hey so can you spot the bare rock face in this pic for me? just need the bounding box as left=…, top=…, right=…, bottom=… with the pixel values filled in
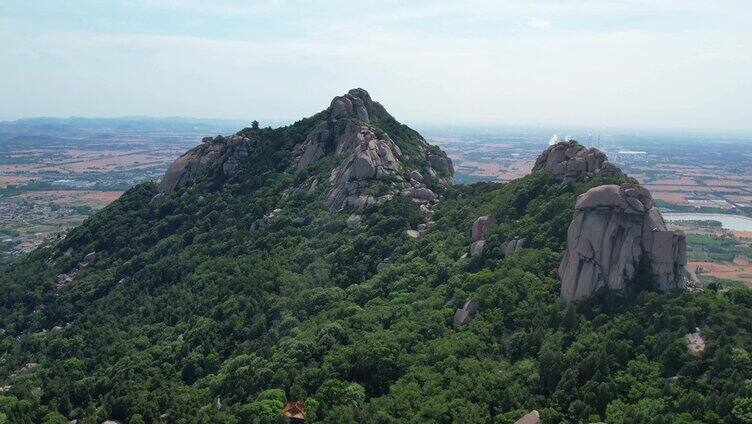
left=559, top=183, right=687, bottom=302
left=81, top=251, right=96, bottom=265
left=514, top=410, right=541, bottom=424
left=346, top=214, right=362, bottom=227
left=159, top=134, right=253, bottom=192
left=292, top=88, right=453, bottom=211
left=322, top=121, right=404, bottom=209
left=500, top=237, right=526, bottom=256
left=330, top=87, right=374, bottom=122
left=686, top=328, right=705, bottom=355
left=158, top=88, right=452, bottom=211
left=469, top=240, right=485, bottom=258
left=469, top=215, right=494, bottom=258
left=472, top=215, right=493, bottom=242
left=532, top=140, right=622, bottom=182
left=453, top=299, right=479, bottom=327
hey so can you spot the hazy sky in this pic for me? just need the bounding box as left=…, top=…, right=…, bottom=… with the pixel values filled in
left=2, top=0, right=751, bottom=130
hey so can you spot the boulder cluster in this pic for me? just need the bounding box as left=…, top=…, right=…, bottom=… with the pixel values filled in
left=559, top=183, right=688, bottom=302
left=156, top=88, right=453, bottom=213
left=532, top=140, right=622, bottom=182
left=527, top=141, right=689, bottom=302
left=500, top=237, right=526, bottom=256
left=158, top=133, right=253, bottom=192
left=468, top=215, right=525, bottom=258
left=292, top=88, right=452, bottom=211
left=55, top=251, right=96, bottom=288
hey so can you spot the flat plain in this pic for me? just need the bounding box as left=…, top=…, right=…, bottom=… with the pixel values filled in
left=0, top=117, right=241, bottom=259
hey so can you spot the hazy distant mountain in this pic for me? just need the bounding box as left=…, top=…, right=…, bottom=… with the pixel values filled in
left=0, top=116, right=247, bottom=135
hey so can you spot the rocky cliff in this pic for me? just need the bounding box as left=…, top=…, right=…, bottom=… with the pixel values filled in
left=158, top=88, right=453, bottom=211
left=559, top=183, right=688, bottom=302
left=532, top=140, right=622, bottom=182
left=530, top=141, right=688, bottom=302
left=158, top=134, right=253, bottom=192
left=292, top=88, right=453, bottom=210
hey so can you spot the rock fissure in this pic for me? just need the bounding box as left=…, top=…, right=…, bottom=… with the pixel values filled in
left=559, top=183, right=688, bottom=302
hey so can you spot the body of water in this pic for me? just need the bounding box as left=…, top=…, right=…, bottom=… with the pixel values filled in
left=663, top=212, right=752, bottom=231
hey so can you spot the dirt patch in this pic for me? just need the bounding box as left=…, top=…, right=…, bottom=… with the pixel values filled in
left=15, top=190, right=123, bottom=208
left=498, top=161, right=534, bottom=181
left=725, top=195, right=752, bottom=203
left=704, top=179, right=750, bottom=187
left=645, top=178, right=697, bottom=186
left=644, top=184, right=714, bottom=193
left=691, top=260, right=752, bottom=286
left=0, top=176, right=36, bottom=188
left=651, top=191, right=687, bottom=204
left=733, top=230, right=752, bottom=240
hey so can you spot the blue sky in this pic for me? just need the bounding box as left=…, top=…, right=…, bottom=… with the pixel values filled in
left=1, top=1, right=751, bottom=130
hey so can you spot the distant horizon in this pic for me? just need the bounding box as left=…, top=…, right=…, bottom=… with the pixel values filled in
left=2, top=1, right=751, bottom=131
left=3, top=114, right=752, bottom=138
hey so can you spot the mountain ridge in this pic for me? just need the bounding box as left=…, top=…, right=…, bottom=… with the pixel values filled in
left=0, top=90, right=750, bottom=424
left=157, top=88, right=452, bottom=211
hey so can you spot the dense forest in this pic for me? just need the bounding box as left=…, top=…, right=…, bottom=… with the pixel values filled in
left=1, top=98, right=752, bottom=424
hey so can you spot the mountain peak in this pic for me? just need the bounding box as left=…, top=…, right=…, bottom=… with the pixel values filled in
left=293, top=88, right=452, bottom=210
left=532, top=140, right=622, bottom=182
left=156, top=88, right=453, bottom=211
left=330, top=88, right=376, bottom=123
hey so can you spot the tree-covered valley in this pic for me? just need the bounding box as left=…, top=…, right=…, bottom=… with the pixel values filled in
left=1, top=90, right=752, bottom=424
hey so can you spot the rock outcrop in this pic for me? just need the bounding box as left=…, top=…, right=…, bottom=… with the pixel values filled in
left=453, top=299, right=479, bottom=327
left=559, top=183, right=688, bottom=302
left=346, top=214, right=362, bottom=227
left=157, top=89, right=452, bottom=211
left=469, top=215, right=493, bottom=258
left=533, top=140, right=622, bottom=182
left=292, top=88, right=453, bottom=210
left=686, top=328, right=705, bottom=355
left=468, top=215, right=525, bottom=258
left=19, top=362, right=38, bottom=373
left=55, top=251, right=97, bottom=288
left=472, top=215, right=493, bottom=242
left=158, top=133, right=253, bottom=192
left=514, top=410, right=541, bottom=424
left=82, top=251, right=96, bottom=265
left=500, top=237, right=526, bottom=256
left=469, top=240, right=485, bottom=258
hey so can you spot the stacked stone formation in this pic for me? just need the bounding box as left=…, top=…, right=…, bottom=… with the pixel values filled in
left=157, top=88, right=453, bottom=212
left=559, top=183, right=687, bottom=302
left=532, top=140, right=623, bottom=182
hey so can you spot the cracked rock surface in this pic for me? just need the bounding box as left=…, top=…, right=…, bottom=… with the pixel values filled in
left=158, top=134, right=253, bottom=192
left=292, top=88, right=453, bottom=211
left=559, top=183, right=688, bottom=302
left=532, top=140, right=622, bottom=182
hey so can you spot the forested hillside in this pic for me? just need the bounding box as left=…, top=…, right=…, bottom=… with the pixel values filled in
left=1, top=91, right=752, bottom=424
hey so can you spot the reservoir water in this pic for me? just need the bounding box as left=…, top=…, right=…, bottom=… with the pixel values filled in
left=662, top=212, right=752, bottom=231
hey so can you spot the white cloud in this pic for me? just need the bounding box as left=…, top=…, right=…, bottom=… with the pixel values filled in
left=1, top=0, right=751, bottom=130
left=525, top=19, right=551, bottom=29
left=123, top=0, right=285, bottom=15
